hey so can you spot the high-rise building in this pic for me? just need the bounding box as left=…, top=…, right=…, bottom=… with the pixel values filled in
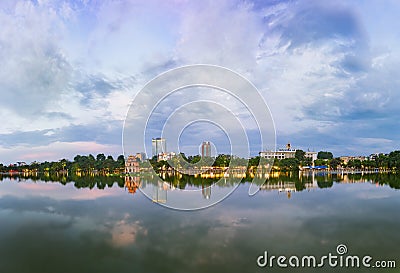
left=201, top=141, right=211, bottom=157
left=152, top=138, right=166, bottom=157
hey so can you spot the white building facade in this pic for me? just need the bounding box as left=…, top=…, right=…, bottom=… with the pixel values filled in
left=259, top=143, right=317, bottom=162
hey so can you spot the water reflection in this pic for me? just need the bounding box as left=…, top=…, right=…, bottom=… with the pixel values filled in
left=1, top=171, right=400, bottom=198
left=124, top=176, right=141, bottom=196
left=0, top=173, right=399, bottom=273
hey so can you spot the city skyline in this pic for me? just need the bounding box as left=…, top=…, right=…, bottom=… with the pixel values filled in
left=0, top=1, right=400, bottom=164
left=1, top=138, right=396, bottom=166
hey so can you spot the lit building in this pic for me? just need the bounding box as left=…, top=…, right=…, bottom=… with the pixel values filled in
left=259, top=142, right=317, bottom=162
left=340, top=156, right=367, bottom=164
left=157, top=152, right=176, bottom=162
left=125, top=155, right=140, bottom=173
left=201, top=141, right=211, bottom=157
left=124, top=176, right=141, bottom=195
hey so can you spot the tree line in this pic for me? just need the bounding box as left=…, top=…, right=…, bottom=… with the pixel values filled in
left=1, top=171, right=399, bottom=191
left=0, top=153, right=125, bottom=175
left=150, top=150, right=400, bottom=172
left=2, top=149, right=400, bottom=174
left=279, top=150, right=400, bottom=171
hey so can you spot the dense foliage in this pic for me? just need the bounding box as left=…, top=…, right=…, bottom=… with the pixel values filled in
left=317, top=151, right=333, bottom=159
left=2, top=150, right=400, bottom=174
left=0, top=153, right=125, bottom=174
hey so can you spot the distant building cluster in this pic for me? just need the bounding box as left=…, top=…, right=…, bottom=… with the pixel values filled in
left=152, top=137, right=176, bottom=162
left=157, top=152, right=176, bottom=161
left=152, top=137, right=166, bottom=156
left=125, top=139, right=389, bottom=174
left=339, top=156, right=368, bottom=164
left=339, top=153, right=386, bottom=164
left=259, top=143, right=317, bottom=162
left=125, top=138, right=215, bottom=173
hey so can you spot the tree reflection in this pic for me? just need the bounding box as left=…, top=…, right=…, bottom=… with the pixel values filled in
left=1, top=172, right=400, bottom=193
left=0, top=173, right=125, bottom=189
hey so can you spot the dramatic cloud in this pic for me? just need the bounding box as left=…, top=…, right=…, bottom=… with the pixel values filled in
left=0, top=0, right=400, bottom=164
left=0, top=141, right=121, bottom=164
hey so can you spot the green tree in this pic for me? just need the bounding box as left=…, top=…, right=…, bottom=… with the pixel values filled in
left=50, top=161, right=62, bottom=172
left=329, top=158, right=341, bottom=170
left=30, top=161, right=40, bottom=172
left=248, top=156, right=260, bottom=167
left=103, top=155, right=116, bottom=172
left=314, top=159, right=327, bottom=166
left=96, top=153, right=106, bottom=162
left=388, top=151, right=400, bottom=169
left=303, top=157, right=312, bottom=167
left=213, top=154, right=231, bottom=167
left=188, top=155, right=201, bottom=164
left=59, top=159, right=70, bottom=172
left=279, top=158, right=300, bottom=171
left=117, top=155, right=125, bottom=167
left=348, top=159, right=362, bottom=169
left=88, top=154, right=95, bottom=170
left=295, top=150, right=306, bottom=161
left=179, top=152, right=187, bottom=161
left=317, top=151, right=333, bottom=159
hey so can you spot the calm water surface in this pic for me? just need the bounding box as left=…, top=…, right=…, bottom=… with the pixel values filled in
left=0, top=173, right=399, bottom=273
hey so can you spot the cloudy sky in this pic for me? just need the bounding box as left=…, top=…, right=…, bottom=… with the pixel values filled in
left=1, top=0, right=400, bottom=164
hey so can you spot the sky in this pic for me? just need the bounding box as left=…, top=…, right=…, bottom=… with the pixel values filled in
left=0, top=0, right=400, bottom=164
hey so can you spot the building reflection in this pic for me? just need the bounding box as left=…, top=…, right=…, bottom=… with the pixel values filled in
left=201, top=184, right=211, bottom=199
left=124, top=176, right=141, bottom=196
left=121, top=170, right=395, bottom=201
left=260, top=172, right=318, bottom=199
left=152, top=181, right=168, bottom=203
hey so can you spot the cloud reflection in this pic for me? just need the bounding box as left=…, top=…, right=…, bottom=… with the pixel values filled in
left=0, top=179, right=123, bottom=201
left=108, top=214, right=148, bottom=247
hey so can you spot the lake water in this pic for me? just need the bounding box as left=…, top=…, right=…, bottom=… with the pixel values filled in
left=0, top=173, right=399, bottom=273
